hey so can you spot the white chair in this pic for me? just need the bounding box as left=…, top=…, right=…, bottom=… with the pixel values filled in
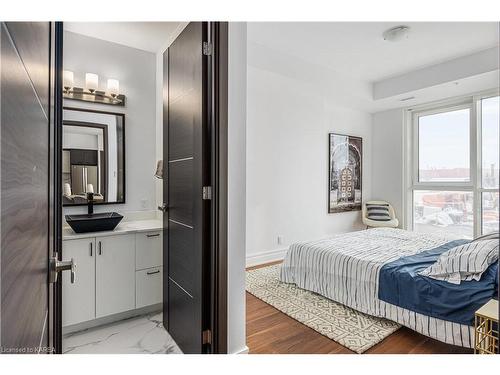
left=362, top=200, right=399, bottom=228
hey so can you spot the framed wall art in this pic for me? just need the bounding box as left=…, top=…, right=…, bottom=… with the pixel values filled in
left=328, top=133, right=362, bottom=213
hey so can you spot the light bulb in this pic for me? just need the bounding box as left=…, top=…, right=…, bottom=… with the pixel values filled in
left=107, top=79, right=119, bottom=97
left=85, top=73, right=99, bottom=93
left=63, top=70, right=74, bottom=91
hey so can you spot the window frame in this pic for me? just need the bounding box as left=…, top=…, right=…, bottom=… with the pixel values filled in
left=405, top=89, right=500, bottom=238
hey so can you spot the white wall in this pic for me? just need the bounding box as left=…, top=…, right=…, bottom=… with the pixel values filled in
left=371, top=109, right=405, bottom=226
left=227, top=22, right=248, bottom=355
left=246, top=56, right=372, bottom=266
left=63, top=31, right=156, bottom=216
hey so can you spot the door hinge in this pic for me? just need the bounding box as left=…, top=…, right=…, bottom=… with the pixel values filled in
left=203, top=42, right=213, bottom=56
left=202, top=329, right=212, bottom=345
left=202, top=186, right=212, bottom=200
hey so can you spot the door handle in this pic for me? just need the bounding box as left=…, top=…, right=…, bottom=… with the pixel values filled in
left=98, top=241, right=102, bottom=255
left=90, top=242, right=93, bottom=256
left=50, top=256, right=76, bottom=284
left=157, top=203, right=168, bottom=212
left=146, top=233, right=160, bottom=238
left=146, top=270, right=160, bottom=275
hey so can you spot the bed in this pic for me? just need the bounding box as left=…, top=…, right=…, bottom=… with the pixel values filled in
left=279, top=227, right=498, bottom=348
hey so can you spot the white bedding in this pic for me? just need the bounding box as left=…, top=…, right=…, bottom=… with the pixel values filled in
left=279, top=227, right=475, bottom=348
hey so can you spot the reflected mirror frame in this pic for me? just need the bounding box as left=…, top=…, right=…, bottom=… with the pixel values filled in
left=62, top=106, right=125, bottom=206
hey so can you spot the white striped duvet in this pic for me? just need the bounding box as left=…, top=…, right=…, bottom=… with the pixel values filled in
left=279, top=227, right=475, bottom=348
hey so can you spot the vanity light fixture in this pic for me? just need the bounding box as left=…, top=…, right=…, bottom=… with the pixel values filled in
left=63, top=72, right=125, bottom=106
left=107, top=79, right=120, bottom=98
left=85, top=73, right=99, bottom=93
left=63, top=70, right=74, bottom=92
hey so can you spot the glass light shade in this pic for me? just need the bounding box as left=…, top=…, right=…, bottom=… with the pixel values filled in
left=85, top=73, right=99, bottom=92
left=107, top=79, right=119, bottom=96
left=63, top=70, right=74, bottom=88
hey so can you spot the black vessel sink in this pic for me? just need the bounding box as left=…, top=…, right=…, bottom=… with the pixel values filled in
left=65, top=212, right=124, bottom=233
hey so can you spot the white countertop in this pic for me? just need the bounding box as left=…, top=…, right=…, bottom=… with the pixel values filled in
left=63, top=219, right=163, bottom=240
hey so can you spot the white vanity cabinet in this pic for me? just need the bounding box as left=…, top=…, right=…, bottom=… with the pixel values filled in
left=62, top=237, right=96, bottom=327
left=62, top=222, right=163, bottom=329
left=135, top=230, right=163, bottom=309
left=136, top=231, right=163, bottom=269
left=136, top=267, right=163, bottom=308
left=95, top=234, right=136, bottom=318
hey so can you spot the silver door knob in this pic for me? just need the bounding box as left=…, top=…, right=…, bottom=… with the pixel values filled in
left=50, top=256, right=76, bottom=284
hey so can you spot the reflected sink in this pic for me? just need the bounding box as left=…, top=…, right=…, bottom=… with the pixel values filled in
left=65, top=212, right=124, bottom=233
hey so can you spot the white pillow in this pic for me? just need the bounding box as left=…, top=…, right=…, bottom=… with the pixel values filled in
left=419, top=239, right=499, bottom=284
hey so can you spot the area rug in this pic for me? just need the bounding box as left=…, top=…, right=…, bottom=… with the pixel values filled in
left=246, top=264, right=401, bottom=353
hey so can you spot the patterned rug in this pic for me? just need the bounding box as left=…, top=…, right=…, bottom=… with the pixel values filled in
left=246, top=264, right=401, bottom=353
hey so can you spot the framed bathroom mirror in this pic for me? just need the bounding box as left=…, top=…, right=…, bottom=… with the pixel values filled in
left=62, top=107, right=125, bottom=206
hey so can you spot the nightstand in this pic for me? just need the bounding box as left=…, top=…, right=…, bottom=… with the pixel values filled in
left=474, top=299, right=499, bottom=354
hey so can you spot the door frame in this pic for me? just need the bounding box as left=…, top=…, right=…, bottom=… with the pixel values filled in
left=51, top=21, right=64, bottom=354
left=51, top=21, right=228, bottom=354
left=208, top=21, right=228, bottom=355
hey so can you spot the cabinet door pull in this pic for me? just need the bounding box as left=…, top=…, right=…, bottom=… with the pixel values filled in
left=146, top=270, right=160, bottom=275
left=146, top=233, right=160, bottom=238
left=98, top=241, right=102, bottom=255
left=90, top=242, right=93, bottom=256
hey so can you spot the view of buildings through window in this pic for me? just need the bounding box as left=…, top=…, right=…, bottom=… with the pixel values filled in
left=412, top=95, right=499, bottom=238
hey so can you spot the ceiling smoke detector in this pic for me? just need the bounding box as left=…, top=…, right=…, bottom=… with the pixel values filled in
left=383, top=25, right=410, bottom=42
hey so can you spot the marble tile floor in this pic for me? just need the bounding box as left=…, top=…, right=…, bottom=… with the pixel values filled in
left=63, top=312, right=182, bottom=354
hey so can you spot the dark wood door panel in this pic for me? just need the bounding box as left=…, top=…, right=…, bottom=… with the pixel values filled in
left=168, top=23, right=202, bottom=104
left=1, top=25, right=49, bottom=351
left=165, top=22, right=208, bottom=354
left=4, top=22, right=50, bottom=116
left=168, top=279, right=201, bottom=354
left=168, top=92, right=201, bottom=160
left=168, top=159, right=194, bottom=226
left=168, top=221, right=195, bottom=296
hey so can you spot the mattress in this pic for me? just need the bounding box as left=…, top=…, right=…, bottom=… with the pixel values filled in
left=279, top=227, right=496, bottom=348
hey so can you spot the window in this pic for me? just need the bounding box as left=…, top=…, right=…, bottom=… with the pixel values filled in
left=480, top=95, right=499, bottom=235
left=413, top=190, right=473, bottom=238
left=418, top=108, right=470, bottom=183
left=408, top=93, right=499, bottom=239
left=481, top=96, right=499, bottom=189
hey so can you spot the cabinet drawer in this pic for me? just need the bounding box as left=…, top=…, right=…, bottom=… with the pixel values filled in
left=136, top=267, right=163, bottom=309
left=136, top=231, right=163, bottom=270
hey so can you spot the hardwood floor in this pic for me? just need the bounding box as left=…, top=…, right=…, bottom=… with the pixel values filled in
left=246, top=262, right=473, bottom=354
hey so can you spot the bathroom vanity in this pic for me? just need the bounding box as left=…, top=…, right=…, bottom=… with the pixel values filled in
left=62, top=219, right=163, bottom=332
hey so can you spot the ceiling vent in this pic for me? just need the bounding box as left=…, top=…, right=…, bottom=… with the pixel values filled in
left=400, top=96, right=416, bottom=102
left=383, top=25, right=410, bottom=42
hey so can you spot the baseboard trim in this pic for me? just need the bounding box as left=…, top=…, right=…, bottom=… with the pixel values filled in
left=63, top=303, right=162, bottom=335
left=246, top=247, right=288, bottom=267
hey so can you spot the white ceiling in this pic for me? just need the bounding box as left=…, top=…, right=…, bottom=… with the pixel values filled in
left=64, top=22, right=498, bottom=112
left=247, top=22, right=499, bottom=83
left=64, top=22, right=185, bottom=53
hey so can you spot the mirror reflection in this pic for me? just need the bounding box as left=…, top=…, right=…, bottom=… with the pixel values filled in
left=62, top=108, right=125, bottom=205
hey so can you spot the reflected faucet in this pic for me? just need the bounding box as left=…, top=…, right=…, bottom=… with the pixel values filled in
left=87, top=192, right=94, bottom=215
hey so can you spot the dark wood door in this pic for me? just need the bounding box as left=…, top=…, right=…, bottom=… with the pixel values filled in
left=1, top=22, right=60, bottom=353
left=163, top=22, right=210, bottom=354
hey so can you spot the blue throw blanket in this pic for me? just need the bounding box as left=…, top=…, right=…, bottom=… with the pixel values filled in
left=378, top=240, right=498, bottom=326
